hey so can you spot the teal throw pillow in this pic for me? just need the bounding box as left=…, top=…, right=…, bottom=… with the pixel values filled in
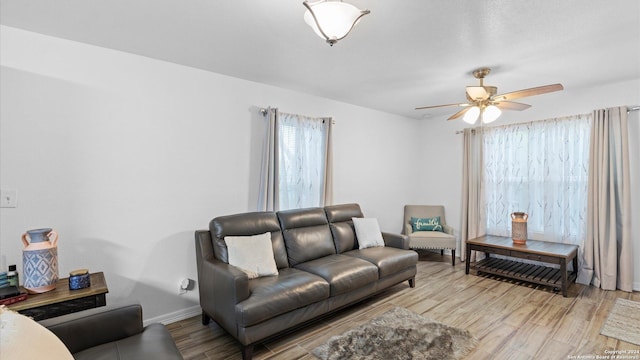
left=411, top=216, right=443, bottom=232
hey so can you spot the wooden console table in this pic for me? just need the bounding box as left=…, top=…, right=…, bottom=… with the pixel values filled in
left=465, top=235, right=578, bottom=297
left=8, top=272, right=108, bottom=320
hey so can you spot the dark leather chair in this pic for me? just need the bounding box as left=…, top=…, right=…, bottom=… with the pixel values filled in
left=40, top=303, right=183, bottom=360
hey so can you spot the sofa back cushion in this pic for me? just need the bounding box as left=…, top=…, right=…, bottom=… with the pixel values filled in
left=325, top=203, right=364, bottom=253
left=277, top=207, right=335, bottom=267
left=210, top=212, right=289, bottom=269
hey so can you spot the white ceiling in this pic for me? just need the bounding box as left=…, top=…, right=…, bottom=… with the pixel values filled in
left=1, top=0, right=639, bottom=119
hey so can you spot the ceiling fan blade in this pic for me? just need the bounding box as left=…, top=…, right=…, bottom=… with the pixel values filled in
left=448, top=107, right=471, bottom=121
left=466, top=86, right=489, bottom=101
left=495, top=101, right=531, bottom=111
left=492, top=83, right=564, bottom=101
left=415, top=103, right=469, bottom=110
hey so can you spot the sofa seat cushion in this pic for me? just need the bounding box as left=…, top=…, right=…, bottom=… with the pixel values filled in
left=73, top=323, right=182, bottom=360
left=294, top=254, right=378, bottom=297
left=408, top=231, right=456, bottom=250
left=344, top=247, right=419, bottom=278
left=236, top=268, right=329, bottom=327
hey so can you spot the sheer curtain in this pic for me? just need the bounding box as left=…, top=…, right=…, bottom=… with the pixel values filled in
left=278, top=112, right=332, bottom=210
left=258, top=108, right=333, bottom=211
left=578, top=106, right=632, bottom=291
left=482, top=115, right=591, bottom=258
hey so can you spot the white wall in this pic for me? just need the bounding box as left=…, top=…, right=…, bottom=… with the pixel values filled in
left=418, top=78, right=640, bottom=290
left=0, top=26, right=421, bottom=322
left=1, top=26, right=638, bottom=327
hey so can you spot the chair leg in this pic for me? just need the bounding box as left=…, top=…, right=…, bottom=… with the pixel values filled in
left=441, top=249, right=444, bottom=256
left=408, top=277, right=415, bottom=288
left=202, top=311, right=210, bottom=325
left=451, top=250, right=456, bottom=266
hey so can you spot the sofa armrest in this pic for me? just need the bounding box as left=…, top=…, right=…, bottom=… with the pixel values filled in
left=39, top=303, right=144, bottom=354
left=207, top=257, right=251, bottom=305
left=382, top=232, right=409, bottom=250
left=443, top=224, right=454, bottom=235
left=199, top=256, right=250, bottom=334
left=195, top=230, right=250, bottom=327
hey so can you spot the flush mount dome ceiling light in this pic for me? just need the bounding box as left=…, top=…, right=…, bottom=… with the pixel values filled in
left=303, top=0, right=370, bottom=46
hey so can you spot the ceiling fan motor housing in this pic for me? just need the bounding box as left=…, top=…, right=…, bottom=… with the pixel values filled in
left=473, top=68, right=491, bottom=80
left=466, top=85, right=497, bottom=102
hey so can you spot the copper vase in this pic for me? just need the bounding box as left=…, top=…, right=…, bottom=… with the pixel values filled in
left=511, top=212, right=528, bottom=245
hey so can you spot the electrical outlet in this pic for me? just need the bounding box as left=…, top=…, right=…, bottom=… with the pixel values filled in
left=0, top=189, right=17, bottom=208
left=178, top=278, right=191, bottom=295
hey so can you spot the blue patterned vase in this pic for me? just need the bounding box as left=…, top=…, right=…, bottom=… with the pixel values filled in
left=22, top=228, right=59, bottom=294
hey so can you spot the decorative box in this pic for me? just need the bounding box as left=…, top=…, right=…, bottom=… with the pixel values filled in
left=68, top=269, right=91, bottom=290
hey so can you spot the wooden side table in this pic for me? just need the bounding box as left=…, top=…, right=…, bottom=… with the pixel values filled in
left=7, top=272, right=109, bottom=320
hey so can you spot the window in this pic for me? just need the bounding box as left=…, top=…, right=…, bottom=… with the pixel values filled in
left=277, top=113, right=330, bottom=210
left=258, top=108, right=333, bottom=212
left=482, top=115, right=591, bottom=245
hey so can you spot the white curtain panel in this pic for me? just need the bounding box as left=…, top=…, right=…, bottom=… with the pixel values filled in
left=460, top=128, right=486, bottom=262
left=322, top=118, right=334, bottom=207
left=257, top=107, right=279, bottom=211
left=482, top=114, right=591, bottom=251
left=578, top=106, right=633, bottom=292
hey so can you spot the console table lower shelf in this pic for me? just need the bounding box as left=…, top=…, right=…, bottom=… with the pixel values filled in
left=472, top=257, right=577, bottom=292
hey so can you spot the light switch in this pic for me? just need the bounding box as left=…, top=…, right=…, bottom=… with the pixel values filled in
left=0, top=189, right=18, bottom=208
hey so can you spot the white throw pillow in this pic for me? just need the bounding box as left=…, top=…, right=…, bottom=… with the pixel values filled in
left=224, top=232, right=279, bottom=279
left=353, top=217, right=385, bottom=249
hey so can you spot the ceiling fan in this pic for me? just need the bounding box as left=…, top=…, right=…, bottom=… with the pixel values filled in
left=415, top=68, right=564, bottom=124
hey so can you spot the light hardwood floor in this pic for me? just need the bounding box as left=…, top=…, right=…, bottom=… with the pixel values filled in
left=167, top=252, right=640, bottom=359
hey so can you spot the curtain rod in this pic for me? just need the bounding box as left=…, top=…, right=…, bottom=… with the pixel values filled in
left=263, top=106, right=639, bottom=119
left=259, top=107, right=335, bottom=124
left=454, top=105, right=640, bottom=134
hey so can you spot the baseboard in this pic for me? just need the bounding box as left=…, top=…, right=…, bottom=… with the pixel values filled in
left=143, top=305, right=201, bottom=327
left=142, top=279, right=640, bottom=327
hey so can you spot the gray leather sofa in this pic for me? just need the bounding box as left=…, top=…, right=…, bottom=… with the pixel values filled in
left=40, top=303, right=183, bottom=360
left=195, top=203, right=418, bottom=359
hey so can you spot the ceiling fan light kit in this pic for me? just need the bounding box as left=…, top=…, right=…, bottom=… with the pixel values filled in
left=482, top=105, right=502, bottom=123
left=416, top=67, right=564, bottom=124
left=303, top=0, right=370, bottom=46
left=462, top=104, right=502, bottom=124
left=463, top=106, right=481, bottom=124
